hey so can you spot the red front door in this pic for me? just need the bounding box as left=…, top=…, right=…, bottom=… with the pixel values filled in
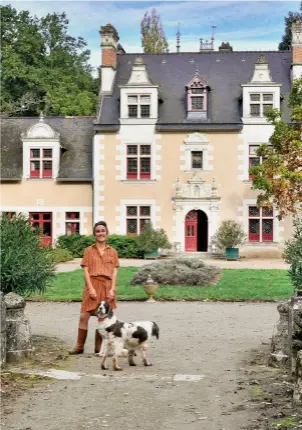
left=185, top=210, right=198, bottom=252
left=29, top=212, right=52, bottom=247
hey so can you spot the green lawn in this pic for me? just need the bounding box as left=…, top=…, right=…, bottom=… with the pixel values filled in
left=28, top=267, right=293, bottom=302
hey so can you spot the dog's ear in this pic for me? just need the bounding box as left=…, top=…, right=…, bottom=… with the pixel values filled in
left=107, top=304, right=114, bottom=318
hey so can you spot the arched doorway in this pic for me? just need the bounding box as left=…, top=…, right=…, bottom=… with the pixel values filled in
left=185, top=210, right=208, bottom=252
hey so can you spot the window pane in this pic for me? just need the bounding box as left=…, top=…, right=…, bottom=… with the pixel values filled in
left=66, top=222, right=73, bottom=236
left=249, top=145, right=259, bottom=155
left=191, top=96, right=203, bottom=110
left=127, top=158, right=137, bottom=173
left=140, top=206, right=151, bottom=216
left=128, top=96, right=138, bottom=103
left=31, top=149, right=40, bottom=158
left=43, top=213, right=51, bottom=220
left=263, top=94, right=273, bottom=102
left=127, top=145, right=138, bottom=155
left=250, top=104, right=260, bottom=116
left=263, top=104, right=273, bottom=114
left=127, top=219, right=137, bottom=234
left=66, top=222, right=80, bottom=235
left=191, top=88, right=203, bottom=94
left=262, top=219, right=273, bottom=241
left=140, top=219, right=150, bottom=232
left=66, top=212, right=80, bottom=220
left=249, top=219, right=260, bottom=241
left=31, top=160, right=40, bottom=171
left=140, top=95, right=150, bottom=103
left=262, top=207, right=273, bottom=217
left=249, top=206, right=260, bottom=217
left=249, top=157, right=260, bottom=168
left=192, top=151, right=203, bottom=169
left=127, top=206, right=137, bottom=216
left=31, top=213, right=40, bottom=220
left=128, top=105, right=138, bottom=117
left=140, top=145, right=151, bottom=155
left=140, top=105, right=150, bottom=118
left=43, top=222, right=51, bottom=236
left=140, top=158, right=151, bottom=173
left=250, top=94, right=260, bottom=101
left=43, top=149, right=52, bottom=158
left=43, top=160, right=52, bottom=171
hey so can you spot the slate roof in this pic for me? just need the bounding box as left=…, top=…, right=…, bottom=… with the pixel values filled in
left=0, top=117, right=94, bottom=181
left=96, top=51, right=292, bottom=130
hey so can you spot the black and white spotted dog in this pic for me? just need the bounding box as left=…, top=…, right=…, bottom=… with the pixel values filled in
left=95, top=301, right=159, bottom=371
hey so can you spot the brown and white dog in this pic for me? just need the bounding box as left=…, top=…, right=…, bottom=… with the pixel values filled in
left=95, top=301, right=159, bottom=371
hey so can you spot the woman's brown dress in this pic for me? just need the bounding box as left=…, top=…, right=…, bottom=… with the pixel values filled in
left=80, top=244, right=119, bottom=313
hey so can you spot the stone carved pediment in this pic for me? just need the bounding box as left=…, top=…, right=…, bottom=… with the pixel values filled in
left=21, top=114, right=59, bottom=139
left=184, top=132, right=208, bottom=145
left=174, top=174, right=218, bottom=199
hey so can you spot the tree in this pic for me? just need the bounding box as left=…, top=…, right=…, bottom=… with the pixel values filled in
left=0, top=214, right=56, bottom=296
left=141, top=8, right=169, bottom=53
left=250, top=77, right=302, bottom=220
left=279, top=2, right=302, bottom=50
left=1, top=5, right=98, bottom=116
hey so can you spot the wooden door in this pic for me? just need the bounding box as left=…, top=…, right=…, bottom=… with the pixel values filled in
left=29, top=212, right=52, bottom=247
left=185, top=210, right=198, bottom=252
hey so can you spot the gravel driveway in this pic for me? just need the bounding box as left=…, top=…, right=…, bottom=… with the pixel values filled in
left=2, top=301, right=280, bottom=430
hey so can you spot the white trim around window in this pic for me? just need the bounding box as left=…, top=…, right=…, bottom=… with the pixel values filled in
left=118, top=199, right=157, bottom=235
left=242, top=199, right=280, bottom=243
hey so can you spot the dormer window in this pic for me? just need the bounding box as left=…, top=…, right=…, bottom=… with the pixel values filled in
left=249, top=93, right=274, bottom=117
left=186, top=76, right=208, bottom=120
left=127, top=95, right=151, bottom=118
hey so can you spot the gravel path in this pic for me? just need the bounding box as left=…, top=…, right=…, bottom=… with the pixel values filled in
left=56, top=258, right=289, bottom=273
left=2, top=302, right=280, bottom=430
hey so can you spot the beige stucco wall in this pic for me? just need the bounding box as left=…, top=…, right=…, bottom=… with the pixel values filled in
left=98, top=130, right=291, bottom=256
left=0, top=181, right=93, bottom=240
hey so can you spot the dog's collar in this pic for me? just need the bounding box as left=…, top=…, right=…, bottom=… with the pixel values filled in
left=98, top=316, right=107, bottom=322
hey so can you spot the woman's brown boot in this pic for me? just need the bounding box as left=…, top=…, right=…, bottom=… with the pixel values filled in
left=69, top=329, right=88, bottom=355
left=94, top=329, right=103, bottom=354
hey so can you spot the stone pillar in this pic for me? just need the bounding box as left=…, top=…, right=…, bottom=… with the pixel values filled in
left=269, top=302, right=290, bottom=367
left=0, top=292, right=6, bottom=368
left=4, top=293, right=33, bottom=363
left=294, top=350, right=302, bottom=406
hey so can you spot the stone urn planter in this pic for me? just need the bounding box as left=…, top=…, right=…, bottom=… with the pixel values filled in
left=142, top=275, right=158, bottom=303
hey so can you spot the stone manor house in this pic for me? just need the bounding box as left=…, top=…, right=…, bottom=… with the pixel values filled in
left=1, top=22, right=302, bottom=256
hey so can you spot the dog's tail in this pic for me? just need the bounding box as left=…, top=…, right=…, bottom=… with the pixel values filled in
left=152, top=322, right=159, bottom=340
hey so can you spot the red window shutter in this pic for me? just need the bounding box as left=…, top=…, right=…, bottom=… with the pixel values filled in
left=249, top=219, right=260, bottom=242
left=140, top=157, right=151, bottom=180
left=262, top=219, right=273, bottom=242
left=127, top=158, right=138, bottom=180
left=42, top=160, right=52, bottom=178
left=30, top=160, right=40, bottom=178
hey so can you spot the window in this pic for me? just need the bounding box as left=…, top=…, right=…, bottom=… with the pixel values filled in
left=188, top=86, right=206, bottom=112
left=248, top=206, right=274, bottom=242
left=126, top=144, right=151, bottom=180
left=249, top=93, right=273, bottom=117
left=248, top=145, right=271, bottom=179
left=191, top=151, right=203, bottom=169
left=30, top=148, right=53, bottom=179
left=126, top=205, right=151, bottom=235
left=65, top=212, right=80, bottom=235
left=127, top=95, right=151, bottom=118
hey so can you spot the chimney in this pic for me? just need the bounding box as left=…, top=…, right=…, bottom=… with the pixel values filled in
left=100, top=24, right=120, bottom=69
left=292, top=20, right=302, bottom=80
left=218, top=42, right=233, bottom=52
left=99, top=24, right=121, bottom=93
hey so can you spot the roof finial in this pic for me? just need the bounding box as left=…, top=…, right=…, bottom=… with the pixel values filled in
left=176, top=23, right=181, bottom=53
left=195, top=64, right=199, bottom=76
left=39, top=111, right=44, bottom=122
left=257, top=54, right=268, bottom=64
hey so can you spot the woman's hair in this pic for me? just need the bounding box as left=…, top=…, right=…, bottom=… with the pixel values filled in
left=93, top=221, right=109, bottom=235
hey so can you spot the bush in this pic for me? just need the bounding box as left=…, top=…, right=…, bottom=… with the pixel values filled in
left=51, top=248, right=74, bottom=263
left=131, top=258, right=220, bottom=286
left=136, top=224, right=172, bottom=253
left=56, top=234, right=143, bottom=259
left=0, top=214, right=56, bottom=296
left=211, top=220, right=247, bottom=250
left=283, top=216, right=302, bottom=294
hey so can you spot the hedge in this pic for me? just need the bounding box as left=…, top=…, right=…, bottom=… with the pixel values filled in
left=56, top=234, right=143, bottom=259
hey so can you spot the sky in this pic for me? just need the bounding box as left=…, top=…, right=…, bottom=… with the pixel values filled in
left=4, top=1, right=301, bottom=75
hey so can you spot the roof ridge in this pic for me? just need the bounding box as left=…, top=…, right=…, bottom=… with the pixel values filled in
left=119, top=50, right=290, bottom=55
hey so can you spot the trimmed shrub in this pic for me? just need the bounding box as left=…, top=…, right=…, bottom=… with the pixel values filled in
left=56, top=234, right=143, bottom=259
left=283, top=216, right=302, bottom=294
left=0, top=214, right=56, bottom=296
left=211, top=220, right=247, bottom=250
left=131, top=258, right=220, bottom=286
left=136, top=224, right=171, bottom=253
left=51, top=248, right=74, bottom=263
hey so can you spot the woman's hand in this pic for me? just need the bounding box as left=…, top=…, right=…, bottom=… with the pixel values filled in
left=107, top=288, right=115, bottom=301
left=88, top=288, right=97, bottom=300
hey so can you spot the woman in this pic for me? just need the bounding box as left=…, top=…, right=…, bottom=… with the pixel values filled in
left=69, top=221, right=119, bottom=355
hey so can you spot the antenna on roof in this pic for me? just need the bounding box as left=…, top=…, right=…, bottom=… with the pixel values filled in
left=176, top=23, right=181, bottom=53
